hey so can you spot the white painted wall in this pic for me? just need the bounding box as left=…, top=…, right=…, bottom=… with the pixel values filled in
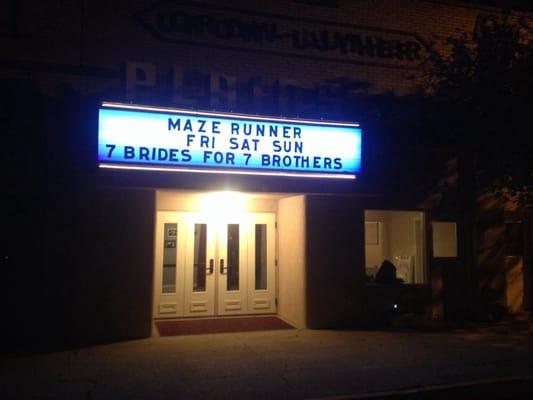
left=156, top=190, right=279, bottom=212
left=278, top=195, right=307, bottom=328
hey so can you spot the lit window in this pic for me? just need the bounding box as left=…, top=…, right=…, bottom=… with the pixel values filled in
left=364, top=210, right=427, bottom=284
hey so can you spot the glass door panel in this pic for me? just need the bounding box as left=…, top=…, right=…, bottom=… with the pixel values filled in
left=217, top=222, right=248, bottom=315
left=255, top=224, right=267, bottom=290
left=154, top=213, right=186, bottom=318
left=162, top=223, right=177, bottom=293
left=193, top=224, right=207, bottom=292
left=226, top=224, right=240, bottom=291
left=247, top=214, right=276, bottom=314
left=184, top=215, right=215, bottom=316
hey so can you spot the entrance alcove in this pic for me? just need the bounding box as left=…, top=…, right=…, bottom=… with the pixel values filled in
left=153, top=190, right=307, bottom=330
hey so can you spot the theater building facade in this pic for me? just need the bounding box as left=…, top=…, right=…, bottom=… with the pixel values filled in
left=2, top=0, right=532, bottom=345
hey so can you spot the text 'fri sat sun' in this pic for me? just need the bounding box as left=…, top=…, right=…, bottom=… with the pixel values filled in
left=98, top=103, right=362, bottom=179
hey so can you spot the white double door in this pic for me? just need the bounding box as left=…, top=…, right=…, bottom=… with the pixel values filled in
left=154, top=211, right=276, bottom=318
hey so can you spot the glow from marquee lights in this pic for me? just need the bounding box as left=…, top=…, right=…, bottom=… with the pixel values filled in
left=98, top=102, right=362, bottom=179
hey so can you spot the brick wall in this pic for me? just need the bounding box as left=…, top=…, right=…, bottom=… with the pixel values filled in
left=2, top=1, right=531, bottom=103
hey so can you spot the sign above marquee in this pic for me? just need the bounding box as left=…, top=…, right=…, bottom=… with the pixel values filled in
left=135, top=2, right=429, bottom=70
left=98, top=102, right=362, bottom=179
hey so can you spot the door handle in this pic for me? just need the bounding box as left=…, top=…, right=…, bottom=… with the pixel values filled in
left=220, top=259, right=227, bottom=274
left=207, top=259, right=214, bottom=275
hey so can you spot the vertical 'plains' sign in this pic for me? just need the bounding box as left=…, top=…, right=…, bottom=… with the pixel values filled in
left=98, top=102, right=362, bottom=179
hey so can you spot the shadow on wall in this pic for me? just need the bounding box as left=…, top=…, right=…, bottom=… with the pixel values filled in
left=506, top=255, right=524, bottom=314
left=476, top=190, right=507, bottom=321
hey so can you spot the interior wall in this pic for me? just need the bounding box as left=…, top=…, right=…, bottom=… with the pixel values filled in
left=388, top=212, right=418, bottom=261
left=414, top=217, right=427, bottom=283
left=277, top=195, right=307, bottom=328
left=364, top=210, right=390, bottom=271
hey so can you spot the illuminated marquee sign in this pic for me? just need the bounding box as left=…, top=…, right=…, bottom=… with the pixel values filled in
left=98, top=102, right=362, bottom=179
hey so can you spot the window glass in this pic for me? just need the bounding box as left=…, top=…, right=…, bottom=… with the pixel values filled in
left=364, top=210, right=427, bottom=284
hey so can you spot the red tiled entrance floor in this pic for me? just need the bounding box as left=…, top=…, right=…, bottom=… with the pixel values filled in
left=155, top=316, right=294, bottom=336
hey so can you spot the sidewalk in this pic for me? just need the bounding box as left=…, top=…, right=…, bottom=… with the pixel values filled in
left=2, top=327, right=533, bottom=399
